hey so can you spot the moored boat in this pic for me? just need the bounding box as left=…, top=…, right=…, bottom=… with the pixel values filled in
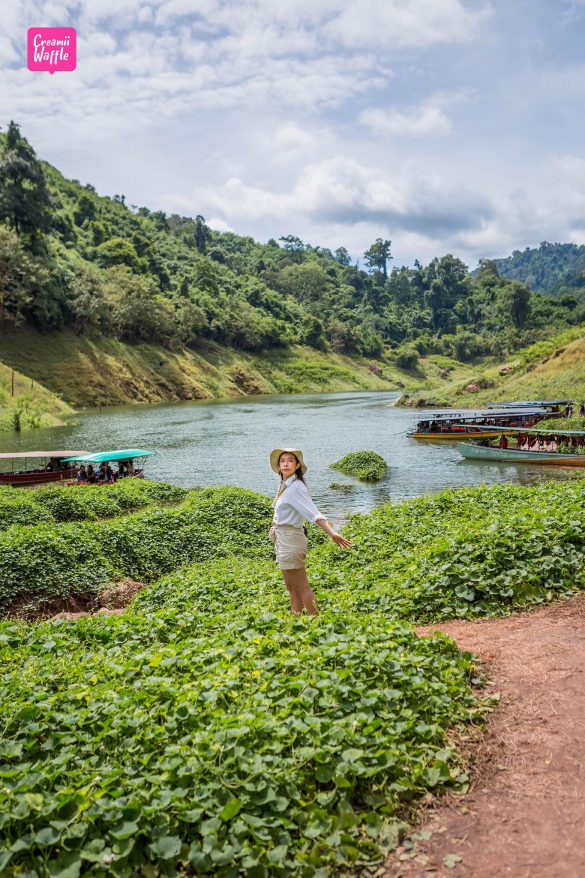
left=0, top=451, right=89, bottom=487
left=457, top=426, right=585, bottom=467
left=62, top=449, right=154, bottom=482
left=409, top=406, right=555, bottom=441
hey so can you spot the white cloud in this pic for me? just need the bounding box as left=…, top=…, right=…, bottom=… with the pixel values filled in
left=360, top=104, right=452, bottom=137
left=325, top=0, right=490, bottom=48
left=207, top=216, right=234, bottom=233
left=197, top=156, right=493, bottom=239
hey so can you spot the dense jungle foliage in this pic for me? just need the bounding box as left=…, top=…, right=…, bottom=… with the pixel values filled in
left=1, top=477, right=583, bottom=875
left=494, top=242, right=585, bottom=297
left=1, top=121, right=584, bottom=366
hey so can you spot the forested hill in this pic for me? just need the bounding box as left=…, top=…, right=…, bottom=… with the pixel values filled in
left=493, top=242, right=585, bottom=297
left=1, top=120, right=584, bottom=369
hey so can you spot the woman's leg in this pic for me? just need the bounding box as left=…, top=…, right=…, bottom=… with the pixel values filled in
left=282, top=568, right=319, bottom=616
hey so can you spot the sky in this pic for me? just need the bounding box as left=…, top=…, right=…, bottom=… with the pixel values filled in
left=2, top=0, right=585, bottom=268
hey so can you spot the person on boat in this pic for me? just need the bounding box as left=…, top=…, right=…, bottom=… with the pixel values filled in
left=499, top=434, right=508, bottom=449
left=77, top=464, right=88, bottom=482
left=118, top=462, right=129, bottom=478
left=98, top=462, right=114, bottom=483
left=269, top=448, right=351, bottom=616
left=87, top=465, right=97, bottom=484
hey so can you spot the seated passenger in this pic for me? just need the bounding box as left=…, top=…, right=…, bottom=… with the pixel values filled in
left=77, top=464, right=88, bottom=482
left=87, top=465, right=97, bottom=484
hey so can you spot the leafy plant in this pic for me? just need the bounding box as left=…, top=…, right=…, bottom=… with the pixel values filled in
left=330, top=451, right=388, bottom=482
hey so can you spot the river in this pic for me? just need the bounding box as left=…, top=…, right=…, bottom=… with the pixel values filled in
left=2, top=391, right=582, bottom=521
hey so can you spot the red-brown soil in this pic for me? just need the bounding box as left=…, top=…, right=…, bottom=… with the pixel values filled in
left=384, top=594, right=585, bottom=878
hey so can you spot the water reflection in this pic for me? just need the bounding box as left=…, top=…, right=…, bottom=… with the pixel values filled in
left=2, top=391, right=583, bottom=521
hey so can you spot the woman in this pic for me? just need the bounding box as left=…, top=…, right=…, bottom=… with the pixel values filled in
left=269, top=448, right=351, bottom=616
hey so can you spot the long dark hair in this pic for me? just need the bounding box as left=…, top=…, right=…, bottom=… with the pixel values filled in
left=279, top=453, right=305, bottom=483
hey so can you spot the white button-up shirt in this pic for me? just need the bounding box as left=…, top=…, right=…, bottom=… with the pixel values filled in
left=272, top=475, right=325, bottom=527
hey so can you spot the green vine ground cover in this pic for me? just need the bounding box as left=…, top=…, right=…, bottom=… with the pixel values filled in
left=330, top=452, right=388, bottom=482
left=0, top=478, right=584, bottom=876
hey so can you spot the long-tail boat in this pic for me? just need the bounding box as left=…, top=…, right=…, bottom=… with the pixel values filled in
left=457, top=426, right=585, bottom=467
left=0, top=451, right=89, bottom=486
left=62, top=449, right=154, bottom=482
left=408, top=406, right=557, bottom=441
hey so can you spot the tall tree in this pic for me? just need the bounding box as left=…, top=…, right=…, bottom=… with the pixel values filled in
left=363, top=238, right=392, bottom=280
left=0, top=121, right=52, bottom=244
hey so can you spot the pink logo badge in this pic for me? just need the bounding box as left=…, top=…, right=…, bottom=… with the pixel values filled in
left=27, top=28, right=76, bottom=74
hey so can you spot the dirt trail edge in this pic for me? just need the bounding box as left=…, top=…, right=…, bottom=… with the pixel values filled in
left=384, top=594, right=585, bottom=878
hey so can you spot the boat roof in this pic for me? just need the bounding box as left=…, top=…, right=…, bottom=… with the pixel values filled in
left=485, top=400, right=572, bottom=407
left=0, top=450, right=88, bottom=460
left=419, top=407, right=548, bottom=422
left=456, top=425, right=585, bottom=436
left=62, top=449, right=154, bottom=464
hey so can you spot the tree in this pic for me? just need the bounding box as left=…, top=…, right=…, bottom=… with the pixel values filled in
left=96, top=237, right=143, bottom=271
left=70, top=262, right=111, bottom=334
left=73, top=193, right=97, bottom=226
left=194, top=215, right=211, bottom=253
left=499, top=280, right=531, bottom=327
left=363, top=238, right=392, bottom=280
left=0, top=121, right=52, bottom=244
left=334, top=247, right=351, bottom=266
left=0, top=226, right=33, bottom=326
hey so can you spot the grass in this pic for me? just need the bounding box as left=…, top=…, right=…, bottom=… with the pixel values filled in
left=0, top=359, right=73, bottom=433
left=402, top=327, right=585, bottom=409
left=0, top=330, right=397, bottom=410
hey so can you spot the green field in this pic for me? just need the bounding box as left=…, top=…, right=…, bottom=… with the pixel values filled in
left=0, top=477, right=583, bottom=876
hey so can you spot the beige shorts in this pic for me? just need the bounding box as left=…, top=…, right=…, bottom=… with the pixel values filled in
left=269, top=524, right=307, bottom=570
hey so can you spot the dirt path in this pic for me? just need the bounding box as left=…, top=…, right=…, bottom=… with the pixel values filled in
left=384, top=594, right=585, bottom=878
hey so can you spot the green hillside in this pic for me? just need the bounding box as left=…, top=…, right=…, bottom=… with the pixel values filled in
left=402, top=326, right=585, bottom=408
left=0, top=329, right=397, bottom=410
left=493, top=242, right=585, bottom=297
left=1, top=119, right=584, bottom=412
left=0, top=358, right=73, bottom=431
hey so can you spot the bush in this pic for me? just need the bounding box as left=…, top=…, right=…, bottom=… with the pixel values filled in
left=0, top=490, right=54, bottom=530
left=309, top=480, right=585, bottom=621
left=330, top=451, right=388, bottom=482
left=394, top=346, right=419, bottom=369
left=29, top=480, right=188, bottom=522
left=0, top=487, right=271, bottom=613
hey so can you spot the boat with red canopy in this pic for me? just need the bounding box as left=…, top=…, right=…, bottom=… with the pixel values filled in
left=0, top=451, right=89, bottom=487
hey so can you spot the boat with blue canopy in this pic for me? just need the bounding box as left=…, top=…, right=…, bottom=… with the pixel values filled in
left=62, top=449, right=154, bottom=482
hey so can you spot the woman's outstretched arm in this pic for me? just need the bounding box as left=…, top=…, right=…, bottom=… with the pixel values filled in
left=315, top=517, right=351, bottom=548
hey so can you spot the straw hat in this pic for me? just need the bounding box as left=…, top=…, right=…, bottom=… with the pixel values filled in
left=270, top=448, right=307, bottom=475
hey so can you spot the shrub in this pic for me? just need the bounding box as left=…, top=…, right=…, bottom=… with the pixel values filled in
left=394, top=346, right=419, bottom=369
left=0, top=492, right=54, bottom=530
left=0, top=487, right=272, bottom=613
left=330, top=451, right=388, bottom=482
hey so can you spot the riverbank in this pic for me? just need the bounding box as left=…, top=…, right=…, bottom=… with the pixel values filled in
left=399, top=327, right=585, bottom=409
left=0, top=328, right=408, bottom=412
left=0, top=358, right=74, bottom=432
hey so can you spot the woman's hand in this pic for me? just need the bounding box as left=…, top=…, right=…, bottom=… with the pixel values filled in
left=330, top=531, right=351, bottom=548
